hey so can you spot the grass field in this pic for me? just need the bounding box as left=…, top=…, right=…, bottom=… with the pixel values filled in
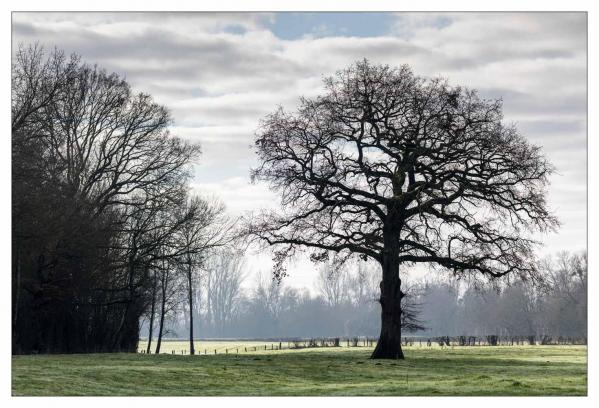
left=12, top=344, right=587, bottom=396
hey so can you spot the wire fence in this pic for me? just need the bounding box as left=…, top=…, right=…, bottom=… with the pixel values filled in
left=137, top=334, right=586, bottom=355
left=138, top=337, right=375, bottom=355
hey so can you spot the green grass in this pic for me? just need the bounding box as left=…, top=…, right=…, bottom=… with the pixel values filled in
left=12, top=345, right=587, bottom=396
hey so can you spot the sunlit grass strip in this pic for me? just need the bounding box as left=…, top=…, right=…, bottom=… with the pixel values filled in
left=12, top=345, right=587, bottom=396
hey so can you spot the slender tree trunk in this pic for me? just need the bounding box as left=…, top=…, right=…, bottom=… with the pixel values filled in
left=206, top=273, right=213, bottom=335
left=146, top=271, right=157, bottom=354
left=111, top=257, right=136, bottom=351
left=371, top=226, right=404, bottom=359
left=187, top=260, right=195, bottom=355
left=155, top=271, right=167, bottom=354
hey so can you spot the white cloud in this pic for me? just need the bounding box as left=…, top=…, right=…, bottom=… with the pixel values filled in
left=12, top=12, right=587, bottom=288
left=190, top=177, right=277, bottom=216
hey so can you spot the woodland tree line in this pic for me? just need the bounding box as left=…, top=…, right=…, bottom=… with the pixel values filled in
left=12, top=45, right=234, bottom=354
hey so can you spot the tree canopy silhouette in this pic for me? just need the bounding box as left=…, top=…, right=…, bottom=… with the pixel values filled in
left=249, top=60, right=558, bottom=359
left=11, top=45, right=208, bottom=353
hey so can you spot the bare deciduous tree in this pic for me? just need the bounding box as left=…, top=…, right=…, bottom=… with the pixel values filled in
left=204, top=249, right=246, bottom=336
left=248, top=60, right=558, bottom=359
left=175, top=196, right=231, bottom=355
left=253, top=271, right=284, bottom=321
left=316, top=262, right=350, bottom=307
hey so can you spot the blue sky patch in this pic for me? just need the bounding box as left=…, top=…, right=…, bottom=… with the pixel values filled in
left=268, top=12, right=396, bottom=40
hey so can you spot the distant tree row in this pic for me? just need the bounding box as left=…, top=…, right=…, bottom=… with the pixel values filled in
left=12, top=45, right=232, bottom=354
left=145, top=251, right=586, bottom=341
left=418, top=251, right=587, bottom=338
left=141, top=257, right=389, bottom=340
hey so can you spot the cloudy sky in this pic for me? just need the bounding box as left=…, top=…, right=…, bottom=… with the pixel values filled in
left=12, top=12, right=587, bottom=290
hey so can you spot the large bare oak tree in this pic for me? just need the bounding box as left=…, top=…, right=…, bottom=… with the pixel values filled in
left=249, top=60, right=558, bottom=359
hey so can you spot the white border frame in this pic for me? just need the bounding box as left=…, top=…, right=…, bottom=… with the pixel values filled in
left=1, top=1, right=594, bottom=407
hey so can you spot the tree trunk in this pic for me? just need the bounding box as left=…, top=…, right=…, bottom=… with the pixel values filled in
left=371, top=226, right=404, bottom=359
left=112, top=253, right=137, bottom=351
left=146, top=271, right=157, bottom=354
left=187, top=261, right=195, bottom=355
left=155, top=271, right=167, bottom=354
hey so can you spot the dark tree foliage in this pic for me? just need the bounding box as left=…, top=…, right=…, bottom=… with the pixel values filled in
left=249, top=60, right=558, bottom=359
left=12, top=45, right=200, bottom=353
